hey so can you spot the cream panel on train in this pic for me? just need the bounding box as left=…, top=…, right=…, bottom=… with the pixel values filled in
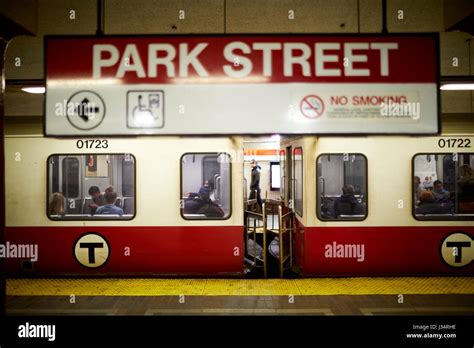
left=5, top=136, right=244, bottom=227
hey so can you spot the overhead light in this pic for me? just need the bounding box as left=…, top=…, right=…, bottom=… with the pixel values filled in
left=271, top=134, right=281, bottom=141
left=440, top=83, right=474, bottom=91
left=21, top=87, right=46, bottom=94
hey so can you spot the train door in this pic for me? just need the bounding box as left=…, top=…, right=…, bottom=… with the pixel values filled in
left=282, top=146, right=292, bottom=207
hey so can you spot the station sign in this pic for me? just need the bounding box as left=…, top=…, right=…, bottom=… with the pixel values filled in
left=45, top=34, right=439, bottom=136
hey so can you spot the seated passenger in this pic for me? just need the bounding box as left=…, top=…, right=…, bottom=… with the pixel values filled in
left=458, top=164, right=474, bottom=213
left=48, top=192, right=65, bottom=217
left=88, top=186, right=105, bottom=215
left=186, top=180, right=211, bottom=200
left=198, top=201, right=225, bottom=218
left=414, top=176, right=422, bottom=204
left=95, top=191, right=124, bottom=216
left=415, top=190, right=451, bottom=215
left=183, top=181, right=224, bottom=217
left=198, top=180, right=211, bottom=197
left=333, top=185, right=364, bottom=218
left=432, top=180, right=450, bottom=202
left=422, top=176, right=433, bottom=190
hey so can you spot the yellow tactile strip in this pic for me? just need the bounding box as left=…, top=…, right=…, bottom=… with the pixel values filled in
left=6, top=277, right=474, bottom=297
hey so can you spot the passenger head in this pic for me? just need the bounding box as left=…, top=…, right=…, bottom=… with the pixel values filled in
left=203, top=180, right=209, bottom=188
left=49, top=192, right=64, bottom=215
left=104, top=191, right=117, bottom=205
left=342, top=184, right=355, bottom=195
left=433, top=180, right=443, bottom=190
left=250, top=159, right=257, bottom=168
left=460, top=164, right=474, bottom=177
left=199, top=189, right=210, bottom=201
left=105, top=185, right=114, bottom=194
left=88, top=186, right=101, bottom=197
left=419, top=190, right=434, bottom=203
left=414, top=176, right=421, bottom=186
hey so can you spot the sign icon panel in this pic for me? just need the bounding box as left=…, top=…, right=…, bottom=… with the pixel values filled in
left=66, top=91, right=105, bottom=130
left=127, top=90, right=164, bottom=128
left=300, top=95, right=325, bottom=119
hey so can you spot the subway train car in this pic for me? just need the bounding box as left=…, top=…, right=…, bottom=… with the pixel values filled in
left=280, top=135, right=474, bottom=276
left=4, top=132, right=473, bottom=277
left=4, top=136, right=244, bottom=276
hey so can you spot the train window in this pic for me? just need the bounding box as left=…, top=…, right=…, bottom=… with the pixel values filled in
left=293, top=147, right=303, bottom=216
left=270, top=162, right=280, bottom=191
left=181, top=153, right=231, bottom=220
left=47, top=154, right=136, bottom=220
left=317, top=154, right=367, bottom=221
left=413, top=153, right=474, bottom=220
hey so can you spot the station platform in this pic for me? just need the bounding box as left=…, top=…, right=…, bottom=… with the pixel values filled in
left=6, top=277, right=474, bottom=316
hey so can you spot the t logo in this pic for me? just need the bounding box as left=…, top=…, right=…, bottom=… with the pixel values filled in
left=440, top=232, right=473, bottom=268
left=74, top=233, right=110, bottom=268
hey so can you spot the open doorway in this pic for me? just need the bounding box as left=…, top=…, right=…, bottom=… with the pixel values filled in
left=242, top=136, right=294, bottom=278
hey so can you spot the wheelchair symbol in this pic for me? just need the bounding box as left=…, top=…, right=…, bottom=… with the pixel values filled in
left=133, top=94, right=160, bottom=120
left=128, top=91, right=164, bottom=128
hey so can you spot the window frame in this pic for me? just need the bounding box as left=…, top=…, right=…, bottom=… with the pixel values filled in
left=293, top=147, right=304, bottom=217
left=412, top=152, right=474, bottom=221
left=46, top=153, right=137, bottom=221
left=121, top=155, right=135, bottom=198
left=180, top=152, right=232, bottom=221
left=61, top=157, right=80, bottom=199
left=279, top=149, right=286, bottom=200
left=270, top=161, right=280, bottom=191
left=316, top=153, right=369, bottom=222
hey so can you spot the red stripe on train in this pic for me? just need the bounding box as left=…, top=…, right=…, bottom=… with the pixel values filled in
left=4, top=226, right=244, bottom=276
left=4, top=225, right=474, bottom=276
left=294, top=223, right=474, bottom=276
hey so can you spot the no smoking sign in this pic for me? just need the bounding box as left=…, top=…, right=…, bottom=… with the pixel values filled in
left=300, top=95, right=325, bottom=119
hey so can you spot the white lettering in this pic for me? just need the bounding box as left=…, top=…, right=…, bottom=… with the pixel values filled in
left=93, top=44, right=119, bottom=78
left=179, top=43, right=209, bottom=77
left=283, top=43, right=310, bottom=77
left=18, top=322, right=55, bottom=342
left=253, top=43, right=282, bottom=77
left=116, top=44, right=146, bottom=78
left=315, top=43, right=341, bottom=76
left=370, top=43, right=398, bottom=76
left=148, top=44, right=176, bottom=78
left=223, top=42, right=252, bottom=78
left=344, top=43, right=369, bottom=76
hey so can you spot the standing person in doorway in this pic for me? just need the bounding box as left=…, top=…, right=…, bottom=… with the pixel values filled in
left=249, top=159, right=263, bottom=211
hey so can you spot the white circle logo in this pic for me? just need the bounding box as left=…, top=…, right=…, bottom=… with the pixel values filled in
left=74, top=233, right=110, bottom=268
left=440, top=232, right=473, bottom=267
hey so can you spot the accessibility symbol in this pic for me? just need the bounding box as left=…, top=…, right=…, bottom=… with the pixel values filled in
left=127, top=90, right=164, bottom=128
left=300, top=95, right=325, bottom=119
left=66, top=91, right=105, bottom=130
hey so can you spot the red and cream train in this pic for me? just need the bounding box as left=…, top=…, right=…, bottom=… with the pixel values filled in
left=4, top=134, right=474, bottom=277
